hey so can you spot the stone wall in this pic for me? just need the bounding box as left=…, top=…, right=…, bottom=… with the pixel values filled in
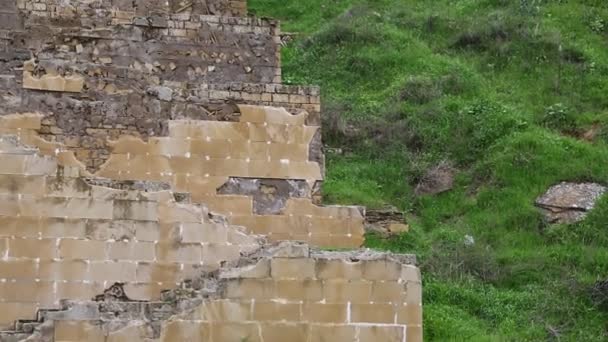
left=17, top=0, right=248, bottom=18
left=94, top=105, right=362, bottom=247
left=0, top=127, right=264, bottom=328
left=1, top=244, right=422, bottom=342
left=0, top=0, right=423, bottom=340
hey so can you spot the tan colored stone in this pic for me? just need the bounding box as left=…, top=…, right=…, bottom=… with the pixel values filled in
left=113, top=199, right=158, bottom=221
left=271, top=258, right=316, bottom=279
left=259, top=323, right=308, bottom=342
left=358, top=325, right=404, bottom=342
left=0, top=259, right=38, bottom=279
left=253, top=301, right=301, bottom=321
left=160, top=320, right=210, bottom=342
left=0, top=174, right=46, bottom=195
left=0, top=280, right=56, bottom=305
left=123, top=282, right=164, bottom=301
left=56, top=281, right=104, bottom=302
left=54, top=321, right=104, bottom=342
left=406, top=282, right=423, bottom=305
left=351, top=303, right=396, bottom=324
left=195, top=299, right=252, bottom=322
left=401, top=264, right=422, bottom=283
left=221, top=259, right=270, bottom=279
left=106, top=323, right=150, bottom=342
left=0, top=303, right=38, bottom=329
left=315, top=259, right=363, bottom=280
left=276, top=279, right=323, bottom=301
left=58, top=239, right=106, bottom=260
left=39, top=260, right=88, bottom=281
left=397, top=303, right=423, bottom=325
left=406, top=325, right=423, bottom=342
left=155, top=242, right=202, bottom=263
left=89, top=261, right=137, bottom=281
left=136, top=262, right=181, bottom=283
left=41, top=217, right=87, bottom=238
left=23, top=70, right=84, bottom=93
left=388, top=223, right=409, bottom=234
left=181, top=222, right=228, bottom=243
left=8, top=237, right=57, bottom=259
left=303, top=303, right=347, bottom=323
left=224, top=279, right=276, bottom=299
left=108, top=241, right=156, bottom=261
left=210, top=322, right=262, bottom=342
left=0, top=113, right=42, bottom=129
left=322, top=280, right=372, bottom=303
left=310, top=324, right=356, bottom=342
left=371, top=281, right=406, bottom=303
left=202, top=243, right=241, bottom=266
left=362, top=260, right=402, bottom=281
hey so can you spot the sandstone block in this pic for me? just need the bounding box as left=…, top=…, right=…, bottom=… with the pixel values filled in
left=160, top=320, right=210, bottom=342
left=260, top=323, right=308, bottom=342
left=270, top=258, right=316, bottom=279
left=303, top=303, right=347, bottom=323
left=59, top=239, right=106, bottom=260
left=315, top=259, right=363, bottom=280
left=252, top=301, right=301, bottom=322
left=351, top=303, right=396, bottom=324
left=276, top=279, right=323, bottom=301
left=210, top=322, right=261, bottom=342
left=196, top=300, right=252, bottom=322
left=358, top=325, right=405, bottom=342
left=39, top=260, right=88, bottom=281
left=224, top=279, right=276, bottom=299
left=322, top=280, right=372, bottom=303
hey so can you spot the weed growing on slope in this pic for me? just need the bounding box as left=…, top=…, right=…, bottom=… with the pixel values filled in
left=251, top=0, right=608, bottom=340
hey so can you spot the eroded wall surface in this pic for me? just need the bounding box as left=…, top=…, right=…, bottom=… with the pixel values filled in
left=13, top=245, right=422, bottom=342
left=97, top=105, right=365, bottom=247
left=0, top=0, right=423, bottom=340
left=0, top=124, right=263, bottom=328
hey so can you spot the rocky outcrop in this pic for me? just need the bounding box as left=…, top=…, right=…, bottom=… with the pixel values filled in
left=535, top=182, right=606, bottom=224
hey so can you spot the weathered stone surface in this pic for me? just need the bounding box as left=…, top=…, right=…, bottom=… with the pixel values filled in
left=414, top=161, right=455, bottom=196
left=0, top=242, right=421, bottom=342
left=218, top=178, right=310, bottom=214
left=536, top=182, right=606, bottom=224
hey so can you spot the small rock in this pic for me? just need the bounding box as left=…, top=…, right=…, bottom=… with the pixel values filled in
left=464, top=235, right=475, bottom=247
left=536, top=182, right=606, bottom=224
left=388, top=223, right=409, bottom=234
left=415, top=161, right=455, bottom=196
left=147, top=86, right=173, bottom=102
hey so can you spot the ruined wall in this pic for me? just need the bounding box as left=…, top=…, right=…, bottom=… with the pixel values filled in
left=0, top=0, right=423, bottom=340
left=0, top=125, right=264, bottom=329
left=2, top=244, right=422, bottom=342
left=17, top=0, right=248, bottom=18
left=95, top=105, right=363, bottom=247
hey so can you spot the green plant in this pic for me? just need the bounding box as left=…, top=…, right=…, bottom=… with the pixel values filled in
left=541, top=103, right=576, bottom=132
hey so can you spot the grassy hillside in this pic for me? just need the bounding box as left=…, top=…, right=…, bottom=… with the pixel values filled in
left=250, top=0, right=608, bottom=340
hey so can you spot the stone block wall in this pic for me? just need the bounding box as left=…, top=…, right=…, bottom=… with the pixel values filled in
left=2, top=245, right=422, bottom=342
left=0, top=127, right=264, bottom=328
left=17, top=0, right=248, bottom=18
left=0, top=0, right=423, bottom=340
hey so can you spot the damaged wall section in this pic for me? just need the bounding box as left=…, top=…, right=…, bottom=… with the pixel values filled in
left=1, top=243, right=422, bottom=342
left=96, top=105, right=362, bottom=248
left=0, top=127, right=264, bottom=329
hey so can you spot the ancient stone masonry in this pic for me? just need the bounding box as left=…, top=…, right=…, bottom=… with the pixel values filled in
left=0, top=0, right=423, bottom=341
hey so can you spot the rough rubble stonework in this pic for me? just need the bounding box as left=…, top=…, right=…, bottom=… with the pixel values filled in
left=0, top=0, right=423, bottom=341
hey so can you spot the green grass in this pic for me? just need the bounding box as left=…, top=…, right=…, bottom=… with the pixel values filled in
left=251, top=0, right=608, bottom=340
